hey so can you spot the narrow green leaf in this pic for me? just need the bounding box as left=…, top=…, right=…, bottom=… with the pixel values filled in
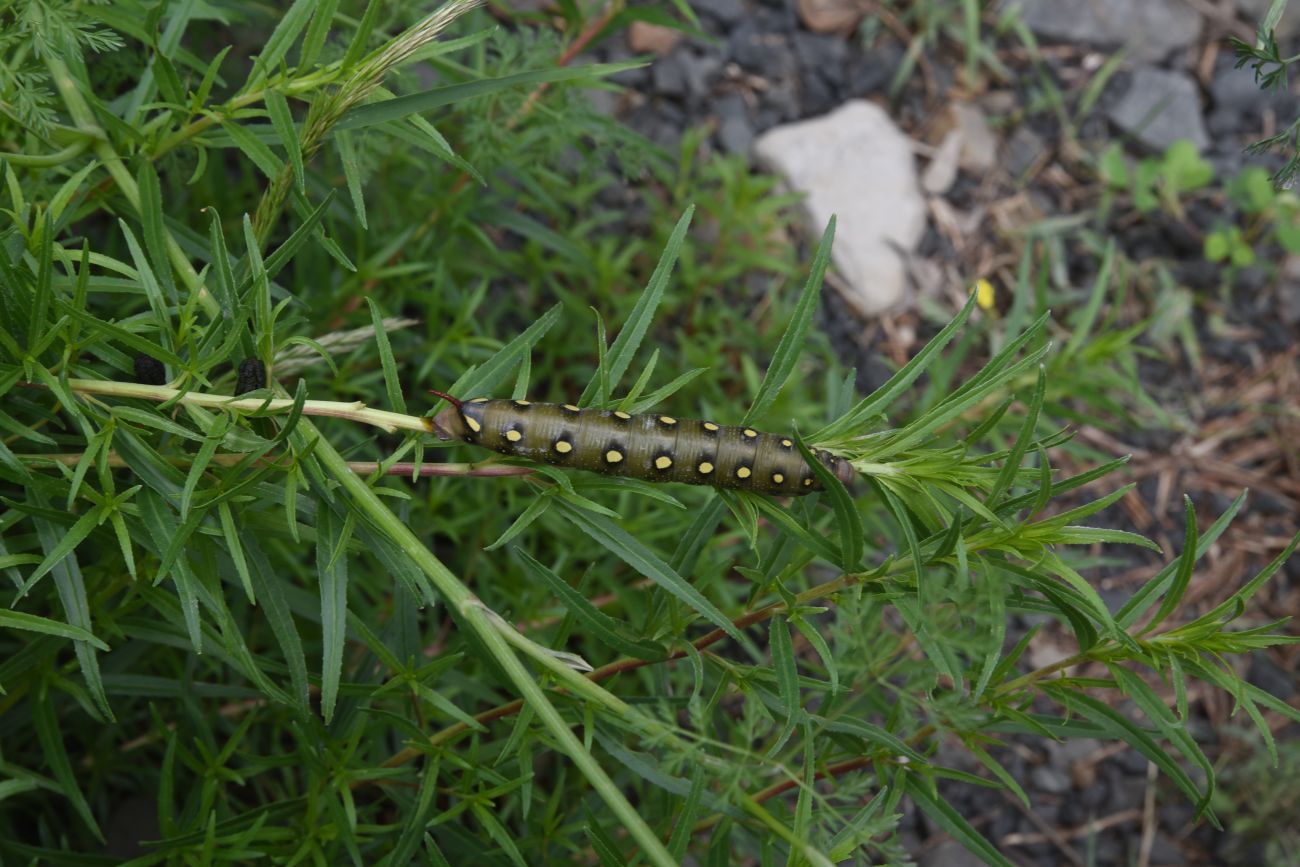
left=317, top=505, right=349, bottom=723
left=1117, top=491, right=1245, bottom=628
left=136, top=162, right=178, bottom=302
left=17, top=506, right=104, bottom=598
left=182, top=417, right=228, bottom=519
left=30, top=500, right=112, bottom=719
left=669, top=495, right=725, bottom=575
left=795, top=432, right=863, bottom=570
left=791, top=613, right=839, bottom=694
left=335, top=129, right=368, bottom=228
left=586, top=814, right=629, bottom=867
left=449, top=304, right=561, bottom=400
left=206, top=207, right=236, bottom=318
left=987, top=365, right=1046, bottom=506
left=811, top=292, right=979, bottom=442
left=28, top=213, right=54, bottom=351
left=340, top=0, right=383, bottom=68
left=242, top=214, right=272, bottom=359
left=244, top=533, right=310, bottom=712
left=625, top=367, right=709, bottom=414
left=47, top=160, right=100, bottom=229
left=667, top=767, right=707, bottom=861
left=488, top=206, right=585, bottom=264
left=35, top=686, right=104, bottom=841
left=153, top=49, right=186, bottom=106
left=769, top=616, right=800, bottom=718
left=579, top=206, right=693, bottom=405
left=64, top=428, right=105, bottom=510
left=967, top=742, right=1030, bottom=808
left=55, top=301, right=184, bottom=367
left=0, top=609, right=110, bottom=651
left=112, top=406, right=204, bottom=442
left=747, top=496, right=842, bottom=565
left=971, top=562, right=1006, bottom=701
left=1063, top=238, right=1114, bottom=359
left=137, top=491, right=204, bottom=651
left=118, top=221, right=171, bottom=349
left=518, top=546, right=659, bottom=656
left=718, top=489, right=760, bottom=551
left=299, top=0, right=339, bottom=68
left=336, top=63, right=643, bottom=130
left=265, top=91, right=305, bottom=194
left=903, top=773, right=1013, bottom=867
left=221, top=119, right=285, bottom=181
left=367, top=297, right=405, bottom=413
left=218, top=503, right=256, bottom=604
left=1194, top=527, right=1300, bottom=626
left=244, top=0, right=318, bottom=88
left=1045, top=684, right=1216, bottom=825
left=554, top=499, right=743, bottom=642
left=260, top=190, right=337, bottom=285
left=745, top=216, right=834, bottom=424
left=484, top=495, right=552, bottom=552
left=1109, top=664, right=1215, bottom=817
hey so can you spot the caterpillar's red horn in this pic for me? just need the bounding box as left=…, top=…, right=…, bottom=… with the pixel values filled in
left=427, top=388, right=463, bottom=409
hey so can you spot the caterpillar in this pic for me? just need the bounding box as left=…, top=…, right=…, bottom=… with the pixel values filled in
left=429, top=392, right=855, bottom=496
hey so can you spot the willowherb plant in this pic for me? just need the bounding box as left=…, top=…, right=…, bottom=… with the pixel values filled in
left=1, top=1, right=1297, bottom=865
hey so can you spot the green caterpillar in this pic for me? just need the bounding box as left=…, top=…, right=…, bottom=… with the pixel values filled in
left=430, top=393, right=855, bottom=496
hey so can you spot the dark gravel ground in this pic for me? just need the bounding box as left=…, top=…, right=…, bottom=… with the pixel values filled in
left=579, top=2, right=1300, bottom=864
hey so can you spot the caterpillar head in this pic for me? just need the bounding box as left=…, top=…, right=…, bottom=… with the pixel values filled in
left=428, top=389, right=469, bottom=441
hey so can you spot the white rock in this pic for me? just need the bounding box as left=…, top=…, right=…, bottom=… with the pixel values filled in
left=922, top=128, right=963, bottom=195
left=755, top=100, right=925, bottom=315
left=953, top=102, right=998, bottom=172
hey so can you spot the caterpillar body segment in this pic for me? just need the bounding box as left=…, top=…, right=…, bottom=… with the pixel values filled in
left=430, top=397, right=855, bottom=496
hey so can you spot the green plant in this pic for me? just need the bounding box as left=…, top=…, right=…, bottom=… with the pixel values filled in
left=1205, top=165, right=1300, bottom=267
left=1231, top=0, right=1300, bottom=186
left=2, top=2, right=1299, bottom=866
left=1098, top=140, right=1215, bottom=218
left=861, top=0, right=1011, bottom=97
left=1213, top=726, right=1300, bottom=866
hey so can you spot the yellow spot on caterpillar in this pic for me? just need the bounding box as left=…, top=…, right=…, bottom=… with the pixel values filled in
left=737, top=466, right=752, bottom=479
left=505, top=429, right=523, bottom=442
left=465, top=416, right=482, bottom=433
left=470, top=398, right=490, bottom=403
left=703, top=422, right=719, bottom=431
left=555, top=440, right=573, bottom=454
left=743, top=429, right=758, bottom=439
left=781, top=438, right=793, bottom=448
left=563, top=404, right=580, bottom=412
left=605, top=449, right=624, bottom=463
left=698, top=461, right=714, bottom=474
left=659, top=416, right=677, bottom=425
left=772, top=473, right=784, bottom=484
left=803, top=478, right=813, bottom=487
left=655, top=455, right=673, bottom=469
left=613, top=411, right=631, bottom=420
left=514, top=399, right=530, bottom=407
